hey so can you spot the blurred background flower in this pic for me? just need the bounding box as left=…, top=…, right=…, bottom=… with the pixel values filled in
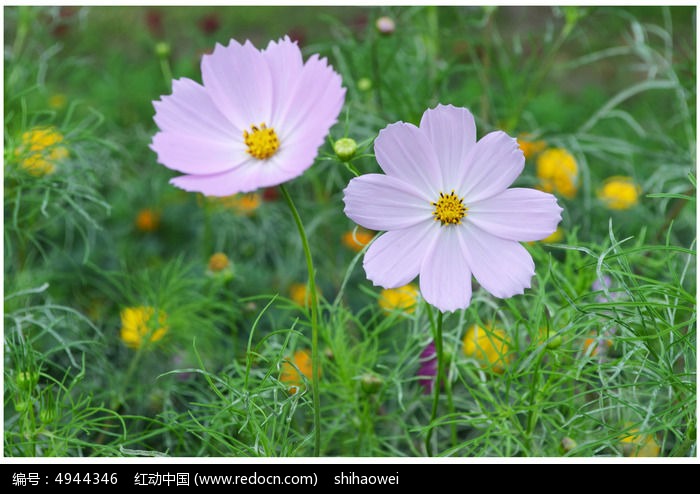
left=119, top=306, right=169, bottom=350
left=536, top=148, right=578, bottom=199
left=14, top=126, right=69, bottom=176
left=462, top=324, right=512, bottom=373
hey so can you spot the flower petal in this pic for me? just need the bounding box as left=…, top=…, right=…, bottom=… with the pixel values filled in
left=343, top=174, right=433, bottom=231
left=467, top=188, right=563, bottom=241
left=153, top=78, right=237, bottom=140
left=419, top=104, right=476, bottom=190
left=374, top=122, right=442, bottom=197
left=151, top=78, right=247, bottom=175
left=201, top=39, right=273, bottom=131
left=263, top=36, right=304, bottom=125
left=460, top=223, right=535, bottom=299
left=170, top=158, right=296, bottom=196
left=459, top=131, right=525, bottom=203
left=275, top=53, right=345, bottom=144
left=150, top=132, right=245, bottom=175
left=363, top=221, right=438, bottom=289
left=419, top=226, right=473, bottom=312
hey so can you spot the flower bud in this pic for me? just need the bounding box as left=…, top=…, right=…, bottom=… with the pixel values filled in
left=360, top=373, right=383, bottom=394
left=334, top=137, right=358, bottom=162
left=16, top=370, right=39, bottom=392
left=560, top=436, right=577, bottom=453
left=357, top=78, right=372, bottom=92
left=155, top=42, right=171, bottom=58
left=375, top=16, right=395, bottom=35
left=546, top=333, right=563, bottom=350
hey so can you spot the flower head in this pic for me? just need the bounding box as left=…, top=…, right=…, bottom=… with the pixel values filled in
left=15, top=127, right=69, bottom=176
left=279, top=349, right=319, bottom=395
left=416, top=341, right=438, bottom=394
left=120, top=306, right=168, bottom=350
left=378, top=284, right=419, bottom=314
left=376, top=16, right=396, bottom=35
left=343, top=104, right=562, bottom=312
left=206, top=252, right=234, bottom=280
left=598, top=176, right=641, bottom=210
left=462, top=324, right=512, bottom=373
left=151, top=36, right=345, bottom=196
left=289, top=282, right=320, bottom=308
left=334, top=137, right=358, bottom=162
left=536, top=148, right=578, bottom=199
left=135, top=208, right=160, bottom=232
left=208, top=252, right=230, bottom=272
left=620, top=426, right=660, bottom=457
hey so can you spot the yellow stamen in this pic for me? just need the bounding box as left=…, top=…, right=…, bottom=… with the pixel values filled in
left=431, top=190, right=467, bottom=226
left=243, top=123, right=279, bottom=160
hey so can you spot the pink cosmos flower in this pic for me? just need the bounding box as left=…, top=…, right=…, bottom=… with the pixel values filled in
left=343, top=104, right=563, bottom=313
left=151, top=36, right=345, bottom=196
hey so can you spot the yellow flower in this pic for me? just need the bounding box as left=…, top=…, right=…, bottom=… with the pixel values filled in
left=378, top=284, right=419, bottom=314
left=620, top=427, right=660, bottom=457
left=462, top=324, right=512, bottom=373
left=208, top=252, right=230, bottom=272
left=214, top=192, right=262, bottom=215
left=135, top=208, right=160, bottom=232
left=15, top=126, right=69, bottom=176
left=517, top=134, right=546, bottom=160
left=536, top=148, right=578, bottom=199
left=279, top=349, right=319, bottom=395
left=541, top=226, right=564, bottom=243
left=119, top=306, right=168, bottom=350
left=598, top=176, right=641, bottom=210
left=341, top=227, right=375, bottom=253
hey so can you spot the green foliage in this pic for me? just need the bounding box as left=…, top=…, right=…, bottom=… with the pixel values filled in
left=4, top=5, right=695, bottom=457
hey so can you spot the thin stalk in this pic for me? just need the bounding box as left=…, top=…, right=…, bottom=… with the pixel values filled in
left=425, top=309, right=444, bottom=456
left=279, top=184, right=322, bottom=457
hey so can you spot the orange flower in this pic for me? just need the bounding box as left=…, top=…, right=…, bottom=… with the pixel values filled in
left=517, top=134, right=546, bottom=160
left=213, top=193, right=262, bottom=215
left=279, top=349, right=319, bottom=395
left=207, top=252, right=230, bottom=272
left=289, top=283, right=320, bottom=308
left=582, top=331, right=613, bottom=357
left=135, top=208, right=160, bottom=232
left=341, top=228, right=375, bottom=252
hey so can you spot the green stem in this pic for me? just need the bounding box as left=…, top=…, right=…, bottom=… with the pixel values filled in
left=425, top=309, right=444, bottom=456
left=279, top=184, right=321, bottom=457
left=445, top=356, right=457, bottom=449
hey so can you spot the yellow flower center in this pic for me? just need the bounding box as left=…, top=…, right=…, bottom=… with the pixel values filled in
left=243, top=123, right=279, bottom=160
left=431, top=190, right=467, bottom=226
